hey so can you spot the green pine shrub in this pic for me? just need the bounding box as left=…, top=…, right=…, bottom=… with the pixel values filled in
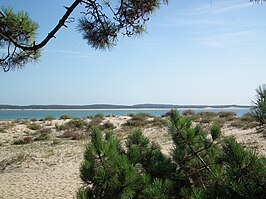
left=251, top=84, right=266, bottom=126
left=77, top=110, right=266, bottom=199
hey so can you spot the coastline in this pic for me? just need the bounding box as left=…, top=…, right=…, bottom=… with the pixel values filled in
left=0, top=107, right=251, bottom=120
left=0, top=107, right=251, bottom=111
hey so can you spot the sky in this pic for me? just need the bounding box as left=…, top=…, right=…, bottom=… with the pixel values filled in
left=0, top=0, right=265, bottom=105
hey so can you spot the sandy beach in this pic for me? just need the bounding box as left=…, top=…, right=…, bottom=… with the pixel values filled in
left=0, top=115, right=265, bottom=199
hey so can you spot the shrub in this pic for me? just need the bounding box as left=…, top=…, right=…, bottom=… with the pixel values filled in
left=150, top=117, right=167, bottom=127
left=60, top=130, right=85, bottom=140
left=51, top=139, right=62, bottom=146
left=43, top=115, right=56, bottom=121
left=13, top=136, right=33, bottom=145
left=123, top=113, right=152, bottom=127
left=94, top=113, right=104, bottom=119
left=87, top=116, right=104, bottom=130
left=30, top=118, right=37, bottom=122
left=35, top=134, right=51, bottom=141
left=182, top=109, right=195, bottom=116
left=101, top=121, right=116, bottom=130
left=241, top=113, right=257, bottom=122
left=39, top=127, right=52, bottom=135
left=13, top=119, right=29, bottom=125
left=212, top=118, right=227, bottom=127
left=59, top=114, right=72, bottom=120
left=27, top=123, right=41, bottom=130
left=230, top=113, right=257, bottom=129
left=65, top=118, right=87, bottom=130
left=251, top=84, right=266, bottom=126
left=77, top=110, right=266, bottom=198
left=35, top=128, right=52, bottom=141
left=55, top=123, right=67, bottom=131
left=217, top=111, right=237, bottom=120
left=0, top=127, right=6, bottom=133
left=87, top=113, right=105, bottom=120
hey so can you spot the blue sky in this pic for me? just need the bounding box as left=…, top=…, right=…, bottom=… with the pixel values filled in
left=0, top=0, right=265, bottom=105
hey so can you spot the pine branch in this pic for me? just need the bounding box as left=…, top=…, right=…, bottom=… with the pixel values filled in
left=174, top=128, right=216, bottom=177
left=1, top=0, right=82, bottom=51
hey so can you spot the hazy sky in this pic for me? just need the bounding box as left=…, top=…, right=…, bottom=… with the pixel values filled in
left=0, top=0, right=265, bottom=105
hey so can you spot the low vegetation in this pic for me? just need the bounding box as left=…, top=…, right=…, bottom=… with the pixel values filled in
left=123, top=113, right=165, bottom=128
left=27, top=123, right=42, bottom=130
left=13, top=136, right=33, bottom=145
left=39, top=115, right=56, bottom=121
left=0, top=107, right=265, bottom=198
left=77, top=110, right=266, bottom=199
left=59, top=130, right=85, bottom=140
left=59, top=114, right=73, bottom=120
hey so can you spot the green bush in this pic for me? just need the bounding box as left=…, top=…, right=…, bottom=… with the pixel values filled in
left=43, top=115, right=56, bottom=121
left=59, top=114, right=73, bottom=120
left=77, top=110, right=266, bottom=199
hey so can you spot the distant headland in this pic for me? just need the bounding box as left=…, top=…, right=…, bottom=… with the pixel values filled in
left=0, top=104, right=253, bottom=110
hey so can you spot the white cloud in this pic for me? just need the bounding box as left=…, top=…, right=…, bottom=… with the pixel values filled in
left=160, top=19, right=232, bottom=28
left=194, top=30, right=255, bottom=48
left=183, top=0, right=252, bottom=15
left=44, top=49, right=92, bottom=58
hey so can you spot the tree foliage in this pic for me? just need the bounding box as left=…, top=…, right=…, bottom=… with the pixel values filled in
left=0, top=0, right=162, bottom=71
left=251, top=84, right=266, bottom=126
left=1, top=0, right=265, bottom=71
left=0, top=7, right=40, bottom=71
left=78, top=110, right=266, bottom=199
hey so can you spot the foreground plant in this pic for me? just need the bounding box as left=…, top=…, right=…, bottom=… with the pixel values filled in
left=77, top=110, right=266, bottom=199
left=251, top=84, right=266, bottom=127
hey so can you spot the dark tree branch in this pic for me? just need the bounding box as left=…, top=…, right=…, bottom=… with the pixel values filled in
left=1, top=0, right=82, bottom=51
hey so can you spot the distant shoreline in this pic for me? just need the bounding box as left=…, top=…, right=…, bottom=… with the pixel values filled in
left=0, top=107, right=251, bottom=111
left=0, top=104, right=253, bottom=110
left=0, top=107, right=251, bottom=120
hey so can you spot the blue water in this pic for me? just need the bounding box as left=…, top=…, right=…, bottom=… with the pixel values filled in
left=0, top=108, right=251, bottom=120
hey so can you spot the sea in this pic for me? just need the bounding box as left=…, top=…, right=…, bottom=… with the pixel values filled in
left=0, top=108, right=251, bottom=120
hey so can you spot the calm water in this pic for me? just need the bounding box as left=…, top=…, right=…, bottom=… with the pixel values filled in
left=0, top=108, right=251, bottom=120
